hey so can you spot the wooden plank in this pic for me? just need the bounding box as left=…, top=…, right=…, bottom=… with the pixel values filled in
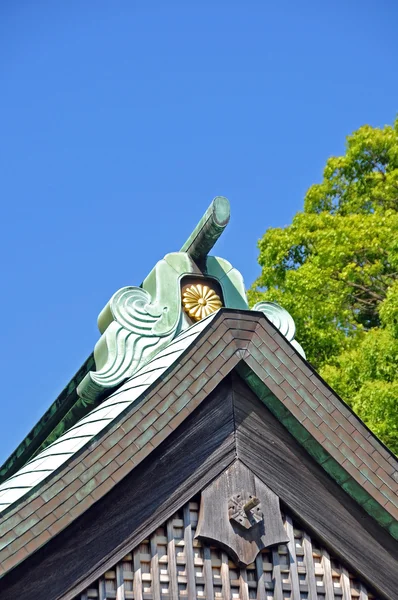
left=239, top=567, right=249, bottom=600
left=133, top=549, right=143, bottom=600
left=183, top=503, right=197, bottom=600
left=150, top=534, right=161, bottom=600
left=359, top=582, right=369, bottom=600
left=232, top=374, right=398, bottom=600
left=220, top=551, right=231, bottom=600
left=341, top=567, right=352, bottom=600
left=98, top=578, right=106, bottom=600
left=116, top=564, right=125, bottom=600
left=203, top=545, right=214, bottom=600
left=285, top=515, right=301, bottom=600
left=271, top=547, right=283, bottom=600
left=302, top=532, right=317, bottom=600
left=322, top=550, right=334, bottom=600
left=166, top=518, right=178, bottom=600
left=255, top=553, right=266, bottom=600
left=0, top=379, right=236, bottom=600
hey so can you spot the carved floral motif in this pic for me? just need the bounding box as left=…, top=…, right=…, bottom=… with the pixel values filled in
left=182, top=284, right=223, bottom=321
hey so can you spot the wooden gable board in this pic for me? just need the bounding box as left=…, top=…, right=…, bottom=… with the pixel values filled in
left=0, top=375, right=396, bottom=600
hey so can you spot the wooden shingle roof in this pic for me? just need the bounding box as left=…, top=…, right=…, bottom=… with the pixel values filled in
left=0, top=309, right=397, bottom=599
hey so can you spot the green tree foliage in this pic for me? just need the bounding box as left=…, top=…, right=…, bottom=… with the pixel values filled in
left=249, top=118, right=398, bottom=453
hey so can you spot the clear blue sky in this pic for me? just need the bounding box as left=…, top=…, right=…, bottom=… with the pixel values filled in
left=0, top=1, right=397, bottom=462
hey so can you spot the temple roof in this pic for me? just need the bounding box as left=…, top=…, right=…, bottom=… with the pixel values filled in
left=0, top=197, right=244, bottom=484
left=0, top=309, right=397, bottom=586
left=0, top=197, right=397, bottom=599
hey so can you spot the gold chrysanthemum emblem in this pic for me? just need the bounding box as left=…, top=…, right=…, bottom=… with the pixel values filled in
left=182, top=284, right=223, bottom=321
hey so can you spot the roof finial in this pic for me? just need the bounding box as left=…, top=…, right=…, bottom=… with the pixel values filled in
left=180, top=196, right=230, bottom=263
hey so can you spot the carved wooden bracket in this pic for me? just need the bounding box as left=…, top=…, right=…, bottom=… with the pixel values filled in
left=195, top=460, right=288, bottom=566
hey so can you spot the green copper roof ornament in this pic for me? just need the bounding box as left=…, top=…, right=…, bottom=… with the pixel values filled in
left=252, top=301, right=306, bottom=358
left=179, top=195, right=230, bottom=266
left=77, top=197, right=247, bottom=402
left=77, top=197, right=305, bottom=402
left=0, top=195, right=308, bottom=484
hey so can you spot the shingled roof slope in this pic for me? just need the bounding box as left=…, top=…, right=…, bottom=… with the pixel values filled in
left=0, top=309, right=397, bottom=580
left=0, top=312, right=215, bottom=514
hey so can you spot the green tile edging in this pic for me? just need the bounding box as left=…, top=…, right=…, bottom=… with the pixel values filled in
left=0, top=354, right=96, bottom=484
left=237, top=363, right=398, bottom=541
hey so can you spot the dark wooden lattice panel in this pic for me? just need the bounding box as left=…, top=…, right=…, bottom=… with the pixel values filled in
left=78, top=499, right=375, bottom=600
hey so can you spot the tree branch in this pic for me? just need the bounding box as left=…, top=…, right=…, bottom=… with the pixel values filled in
left=345, top=280, right=384, bottom=301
